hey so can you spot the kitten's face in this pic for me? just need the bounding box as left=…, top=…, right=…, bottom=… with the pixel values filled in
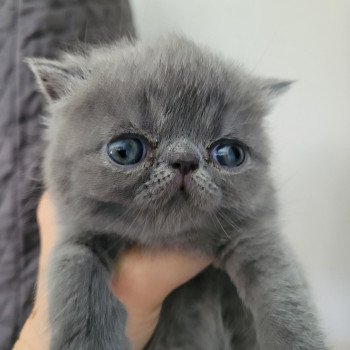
left=29, top=37, right=288, bottom=247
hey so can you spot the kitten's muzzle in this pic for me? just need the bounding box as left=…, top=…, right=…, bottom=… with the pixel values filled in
left=170, top=159, right=198, bottom=193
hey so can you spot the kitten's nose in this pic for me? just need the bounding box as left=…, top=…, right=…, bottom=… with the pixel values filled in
left=171, top=159, right=198, bottom=175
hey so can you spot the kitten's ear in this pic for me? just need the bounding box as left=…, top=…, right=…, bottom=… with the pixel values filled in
left=25, top=58, right=86, bottom=102
left=261, top=78, right=294, bottom=99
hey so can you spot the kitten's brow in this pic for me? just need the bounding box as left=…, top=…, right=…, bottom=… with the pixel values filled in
left=118, top=122, right=157, bottom=143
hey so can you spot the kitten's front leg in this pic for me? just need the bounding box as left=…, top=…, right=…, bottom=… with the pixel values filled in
left=222, top=229, right=327, bottom=350
left=48, top=241, right=129, bottom=350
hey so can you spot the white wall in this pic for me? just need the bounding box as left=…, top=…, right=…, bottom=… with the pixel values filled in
left=130, top=1, right=350, bottom=349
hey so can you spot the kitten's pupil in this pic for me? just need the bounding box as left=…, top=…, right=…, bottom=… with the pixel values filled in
left=119, top=149, right=127, bottom=159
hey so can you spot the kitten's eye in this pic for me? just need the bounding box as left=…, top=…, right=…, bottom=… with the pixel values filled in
left=107, top=138, right=145, bottom=165
left=211, top=141, right=245, bottom=168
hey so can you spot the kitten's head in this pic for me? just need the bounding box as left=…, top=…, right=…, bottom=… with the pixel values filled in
left=28, top=36, right=290, bottom=247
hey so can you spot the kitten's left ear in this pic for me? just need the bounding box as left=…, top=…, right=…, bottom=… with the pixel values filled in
left=25, top=58, right=87, bottom=103
left=261, top=78, right=294, bottom=99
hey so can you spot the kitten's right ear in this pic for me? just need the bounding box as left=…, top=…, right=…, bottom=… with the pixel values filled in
left=261, top=78, right=294, bottom=99
left=25, top=58, right=86, bottom=102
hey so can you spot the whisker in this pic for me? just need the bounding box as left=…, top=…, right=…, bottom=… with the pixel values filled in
left=217, top=209, right=242, bottom=233
left=214, top=214, right=231, bottom=241
left=209, top=212, right=229, bottom=242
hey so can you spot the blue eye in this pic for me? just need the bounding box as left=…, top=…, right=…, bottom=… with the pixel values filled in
left=107, top=138, right=145, bottom=165
left=211, top=141, right=246, bottom=168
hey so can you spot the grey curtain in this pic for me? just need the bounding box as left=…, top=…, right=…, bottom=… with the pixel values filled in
left=0, top=1, right=135, bottom=348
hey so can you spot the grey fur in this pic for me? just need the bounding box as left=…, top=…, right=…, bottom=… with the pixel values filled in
left=28, top=35, right=327, bottom=349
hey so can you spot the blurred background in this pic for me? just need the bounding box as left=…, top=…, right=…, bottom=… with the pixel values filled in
left=130, top=0, right=350, bottom=349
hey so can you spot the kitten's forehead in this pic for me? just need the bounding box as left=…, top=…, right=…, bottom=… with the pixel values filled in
left=141, top=66, right=229, bottom=142
left=64, top=37, right=266, bottom=149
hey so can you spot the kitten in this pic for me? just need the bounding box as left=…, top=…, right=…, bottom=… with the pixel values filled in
left=27, top=35, right=327, bottom=350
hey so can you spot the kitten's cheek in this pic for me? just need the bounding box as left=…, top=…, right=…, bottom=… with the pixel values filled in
left=194, top=185, right=222, bottom=212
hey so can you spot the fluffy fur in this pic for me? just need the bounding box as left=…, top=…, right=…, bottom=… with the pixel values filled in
left=28, top=35, right=327, bottom=349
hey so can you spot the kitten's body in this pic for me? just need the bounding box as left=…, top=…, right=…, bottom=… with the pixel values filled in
left=146, top=266, right=258, bottom=350
left=28, top=36, right=327, bottom=349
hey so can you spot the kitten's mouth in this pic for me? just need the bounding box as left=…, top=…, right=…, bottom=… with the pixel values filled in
left=179, top=179, right=186, bottom=192
left=178, top=178, right=190, bottom=199
left=170, top=174, right=191, bottom=198
left=172, top=178, right=190, bottom=201
left=174, top=189, right=190, bottom=201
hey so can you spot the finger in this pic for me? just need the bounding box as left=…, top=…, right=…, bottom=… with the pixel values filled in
left=34, top=192, right=56, bottom=321
left=13, top=193, right=56, bottom=349
left=36, top=192, right=57, bottom=257
left=118, top=247, right=212, bottom=279
left=112, top=247, right=213, bottom=310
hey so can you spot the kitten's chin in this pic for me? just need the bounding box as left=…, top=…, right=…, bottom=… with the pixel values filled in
left=131, top=210, right=209, bottom=245
left=170, top=189, right=191, bottom=203
left=169, top=189, right=221, bottom=214
left=142, top=191, right=217, bottom=219
left=138, top=196, right=216, bottom=238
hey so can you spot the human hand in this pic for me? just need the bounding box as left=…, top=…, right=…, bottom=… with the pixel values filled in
left=13, top=192, right=212, bottom=350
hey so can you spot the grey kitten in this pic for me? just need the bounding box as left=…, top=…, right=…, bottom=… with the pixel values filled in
left=27, top=35, right=327, bottom=350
